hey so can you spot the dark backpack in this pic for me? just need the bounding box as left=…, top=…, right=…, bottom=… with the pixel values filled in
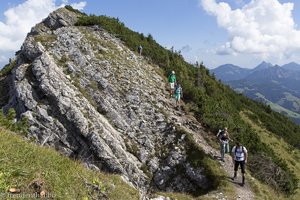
left=217, top=130, right=228, bottom=141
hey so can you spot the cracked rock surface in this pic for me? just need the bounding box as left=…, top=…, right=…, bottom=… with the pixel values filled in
left=1, top=8, right=212, bottom=197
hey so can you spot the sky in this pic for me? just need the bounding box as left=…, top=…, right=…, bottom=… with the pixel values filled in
left=1, top=0, right=300, bottom=69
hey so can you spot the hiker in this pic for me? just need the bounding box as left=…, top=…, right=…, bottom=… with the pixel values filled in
left=174, top=83, right=183, bottom=107
left=138, top=45, right=143, bottom=55
left=216, top=127, right=230, bottom=162
left=231, top=141, right=248, bottom=186
left=168, top=71, right=176, bottom=97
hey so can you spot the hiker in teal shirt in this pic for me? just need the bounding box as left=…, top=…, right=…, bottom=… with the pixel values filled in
left=168, top=71, right=176, bottom=97
left=174, top=83, right=183, bottom=107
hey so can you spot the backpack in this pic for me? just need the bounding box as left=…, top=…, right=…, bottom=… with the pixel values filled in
left=175, top=86, right=182, bottom=94
left=234, top=146, right=245, bottom=161
left=217, top=130, right=228, bottom=141
left=235, top=146, right=245, bottom=154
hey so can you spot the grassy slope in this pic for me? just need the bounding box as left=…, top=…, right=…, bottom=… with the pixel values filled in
left=255, top=93, right=300, bottom=121
left=0, top=127, right=139, bottom=200
left=240, top=112, right=300, bottom=200
left=281, top=92, right=300, bottom=110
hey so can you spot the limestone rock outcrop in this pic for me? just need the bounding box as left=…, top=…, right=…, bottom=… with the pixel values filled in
left=0, top=8, right=211, bottom=196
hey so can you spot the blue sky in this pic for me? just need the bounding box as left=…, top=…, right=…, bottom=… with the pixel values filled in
left=1, top=0, right=300, bottom=69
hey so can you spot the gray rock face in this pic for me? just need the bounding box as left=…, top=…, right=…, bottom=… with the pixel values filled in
left=1, top=8, right=211, bottom=196
left=30, top=8, right=79, bottom=35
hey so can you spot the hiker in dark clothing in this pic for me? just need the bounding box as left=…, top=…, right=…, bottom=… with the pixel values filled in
left=216, top=127, right=230, bottom=162
left=138, top=45, right=143, bottom=55
left=231, top=141, right=248, bottom=186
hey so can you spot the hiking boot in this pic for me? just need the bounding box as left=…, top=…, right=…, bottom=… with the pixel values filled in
left=242, top=176, right=245, bottom=186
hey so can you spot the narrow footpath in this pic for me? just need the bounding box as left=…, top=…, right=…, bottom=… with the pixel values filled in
left=160, top=91, right=255, bottom=200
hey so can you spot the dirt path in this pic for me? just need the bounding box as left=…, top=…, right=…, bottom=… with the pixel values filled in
left=161, top=94, right=255, bottom=200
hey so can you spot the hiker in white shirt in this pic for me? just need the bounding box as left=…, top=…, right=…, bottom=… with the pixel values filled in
left=231, top=141, right=248, bottom=186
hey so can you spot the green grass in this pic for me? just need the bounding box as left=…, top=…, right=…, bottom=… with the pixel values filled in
left=255, top=93, right=300, bottom=121
left=178, top=128, right=236, bottom=199
left=280, top=92, right=300, bottom=111
left=247, top=173, right=283, bottom=200
left=0, top=127, right=139, bottom=200
left=154, top=192, right=199, bottom=200
left=34, top=34, right=57, bottom=44
left=65, top=5, right=85, bottom=15
left=241, top=111, right=300, bottom=200
left=0, top=60, right=16, bottom=77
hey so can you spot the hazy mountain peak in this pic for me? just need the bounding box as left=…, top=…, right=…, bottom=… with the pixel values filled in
left=253, top=61, right=273, bottom=71
left=211, top=63, right=251, bottom=81
left=217, top=63, right=240, bottom=69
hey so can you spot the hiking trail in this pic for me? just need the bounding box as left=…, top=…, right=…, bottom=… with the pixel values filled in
left=159, top=87, right=255, bottom=200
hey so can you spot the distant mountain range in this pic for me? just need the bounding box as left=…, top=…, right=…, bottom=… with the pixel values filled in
left=211, top=61, right=300, bottom=124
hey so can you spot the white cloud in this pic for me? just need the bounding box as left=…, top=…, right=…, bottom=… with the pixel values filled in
left=200, top=0, right=300, bottom=59
left=60, top=0, right=87, bottom=10
left=70, top=2, right=86, bottom=10
left=0, top=0, right=56, bottom=51
left=0, top=0, right=86, bottom=54
left=216, top=42, right=236, bottom=55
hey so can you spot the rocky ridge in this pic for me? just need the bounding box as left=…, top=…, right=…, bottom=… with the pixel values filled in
left=0, top=8, right=216, bottom=197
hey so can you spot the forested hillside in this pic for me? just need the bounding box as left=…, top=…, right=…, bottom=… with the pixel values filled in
left=211, top=62, right=300, bottom=124
left=66, top=5, right=300, bottom=196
